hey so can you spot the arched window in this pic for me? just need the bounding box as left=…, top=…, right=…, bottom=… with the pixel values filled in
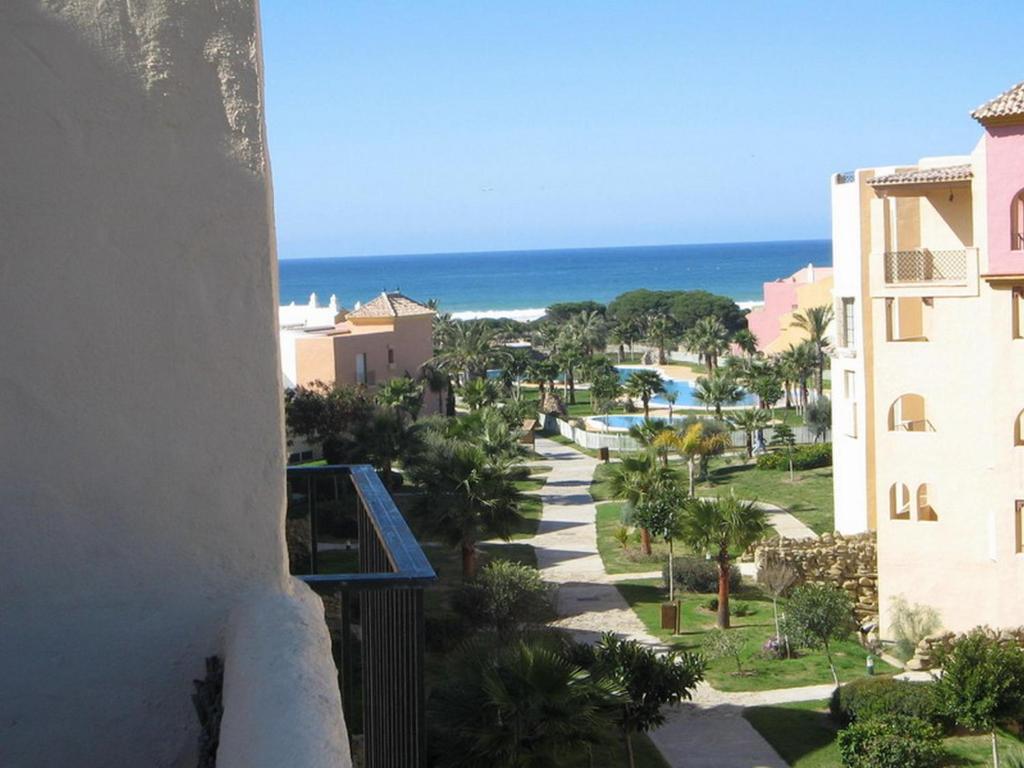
left=1015, top=410, right=1024, bottom=446
left=917, top=484, right=937, bottom=522
left=888, top=394, right=929, bottom=432
left=1013, top=190, right=1024, bottom=251
left=889, top=483, right=911, bottom=520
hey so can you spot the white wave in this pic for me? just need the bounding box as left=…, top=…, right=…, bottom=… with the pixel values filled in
left=450, top=307, right=547, bottom=322
left=737, top=300, right=764, bottom=311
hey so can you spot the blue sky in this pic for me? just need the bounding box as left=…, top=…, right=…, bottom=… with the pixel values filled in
left=260, top=1, right=1023, bottom=259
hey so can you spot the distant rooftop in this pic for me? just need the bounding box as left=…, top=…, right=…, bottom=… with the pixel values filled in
left=347, top=291, right=434, bottom=319
left=972, top=80, right=1024, bottom=124
left=868, top=164, right=973, bottom=187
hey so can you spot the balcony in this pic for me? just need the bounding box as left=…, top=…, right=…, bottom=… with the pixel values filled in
left=287, top=465, right=436, bottom=768
left=872, top=247, right=979, bottom=298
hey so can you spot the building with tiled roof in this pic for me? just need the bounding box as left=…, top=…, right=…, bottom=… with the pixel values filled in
left=971, top=80, right=1024, bottom=124
left=828, top=79, right=1024, bottom=642
left=868, top=164, right=973, bottom=188
left=345, top=291, right=435, bottom=321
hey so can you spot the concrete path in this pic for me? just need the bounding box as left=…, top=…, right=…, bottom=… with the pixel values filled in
left=530, top=438, right=665, bottom=647
left=528, top=436, right=829, bottom=768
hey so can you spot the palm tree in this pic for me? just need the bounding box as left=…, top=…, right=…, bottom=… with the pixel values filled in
left=664, top=391, right=678, bottom=420
left=607, top=452, right=675, bottom=555
left=669, top=421, right=731, bottom=496
left=430, top=321, right=498, bottom=386
left=406, top=435, right=524, bottom=579
left=419, top=363, right=451, bottom=416
left=627, top=419, right=673, bottom=467
left=568, top=310, right=607, bottom=357
left=731, top=328, right=758, bottom=357
left=789, top=341, right=818, bottom=411
left=429, top=639, right=622, bottom=768
left=644, top=313, right=676, bottom=365
left=790, top=304, right=834, bottom=397
left=623, top=369, right=666, bottom=418
left=727, top=408, right=772, bottom=458
left=553, top=328, right=586, bottom=405
left=678, top=495, right=771, bottom=628
left=503, top=347, right=533, bottom=400
left=460, top=377, right=499, bottom=411
left=683, top=316, right=730, bottom=373
left=692, top=370, right=743, bottom=418
left=377, top=375, right=424, bottom=420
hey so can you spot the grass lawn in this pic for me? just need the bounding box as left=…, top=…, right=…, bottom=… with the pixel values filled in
left=563, top=734, right=668, bottom=767
left=745, top=699, right=1024, bottom=767
left=596, top=501, right=674, bottom=574
left=615, top=579, right=896, bottom=691
left=510, top=473, right=547, bottom=539
left=591, top=456, right=834, bottom=536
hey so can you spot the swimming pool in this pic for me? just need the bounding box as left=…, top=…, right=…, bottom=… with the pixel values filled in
left=614, top=366, right=755, bottom=408
left=587, top=414, right=694, bottom=431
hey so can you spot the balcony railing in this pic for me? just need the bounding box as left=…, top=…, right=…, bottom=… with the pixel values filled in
left=836, top=170, right=856, bottom=184
left=287, top=465, right=436, bottom=768
left=884, top=249, right=967, bottom=285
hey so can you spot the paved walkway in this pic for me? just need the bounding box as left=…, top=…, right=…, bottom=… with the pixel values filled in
left=528, top=436, right=826, bottom=768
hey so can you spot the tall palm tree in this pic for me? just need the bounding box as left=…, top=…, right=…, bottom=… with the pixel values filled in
left=726, top=408, right=772, bottom=458
left=789, top=341, right=818, bottom=411
left=731, top=328, right=758, bottom=357
left=406, top=435, right=524, bottom=579
left=668, top=421, right=731, bottom=496
left=644, top=313, right=676, bottom=365
left=376, top=375, right=424, bottom=420
left=553, top=328, right=587, bottom=405
left=683, top=316, right=730, bottom=373
left=419, top=363, right=451, bottom=416
left=568, top=310, right=607, bottom=357
left=627, top=419, right=673, bottom=467
left=678, top=495, right=771, bottom=629
left=692, top=370, right=743, bottom=418
left=790, top=304, right=834, bottom=397
left=664, top=391, right=678, bottom=420
left=607, top=452, right=675, bottom=555
left=430, top=321, right=498, bottom=386
left=429, top=639, right=622, bottom=768
left=624, top=369, right=666, bottom=418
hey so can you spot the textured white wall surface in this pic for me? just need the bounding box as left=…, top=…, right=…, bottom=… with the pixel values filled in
left=0, top=2, right=338, bottom=765
left=219, top=584, right=352, bottom=768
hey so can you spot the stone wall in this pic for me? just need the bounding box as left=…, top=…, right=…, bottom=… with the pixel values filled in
left=907, top=626, right=1024, bottom=671
left=755, top=532, right=878, bottom=623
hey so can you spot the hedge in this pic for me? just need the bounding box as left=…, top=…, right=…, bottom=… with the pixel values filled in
left=837, top=714, right=943, bottom=768
left=756, top=442, right=832, bottom=471
left=829, top=676, right=945, bottom=728
left=663, top=555, right=741, bottom=594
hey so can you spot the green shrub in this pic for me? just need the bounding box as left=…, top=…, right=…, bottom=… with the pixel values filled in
left=756, top=443, right=832, bottom=471
left=889, top=596, right=941, bottom=660
left=663, top=555, right=740, bottom=594
left=731, top=601, right=755, bottom=617
left=705, top=597, right=719, bottom=612
left=451, top=560, right=553, bottom=632
left=830, top=676, right=945, bottom=728
left=837, top=714, right=943, bottom=768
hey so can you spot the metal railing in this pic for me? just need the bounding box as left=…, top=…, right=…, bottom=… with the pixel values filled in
left=884, top=249, right=967, bottom=285
left=287, top=465, right=436, bottom=768
left=893, top=419, right=935, bottom=433
left=836, top=171, right=856, bottom=184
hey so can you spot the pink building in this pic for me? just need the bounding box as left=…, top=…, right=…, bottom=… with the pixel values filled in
left=746, top=263, right=834, bottom=352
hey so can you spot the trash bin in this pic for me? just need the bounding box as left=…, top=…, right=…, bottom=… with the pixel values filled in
left=598, top=446, right=610, bottom=463
left=661, top=602, right=679, bottom=633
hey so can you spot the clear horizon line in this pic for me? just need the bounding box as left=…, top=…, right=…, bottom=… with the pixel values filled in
left=277, top=236, right=833, bottom=261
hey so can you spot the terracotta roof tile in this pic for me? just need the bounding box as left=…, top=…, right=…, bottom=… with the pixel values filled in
left=346, top=292, right=434, bottom=319
left=868, top=164, right=972, bottom=187
left=972, top=80, right=1024, bottom=123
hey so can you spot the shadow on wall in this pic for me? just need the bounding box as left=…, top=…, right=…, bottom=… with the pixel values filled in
left=1, top=4, right=287, bottom=767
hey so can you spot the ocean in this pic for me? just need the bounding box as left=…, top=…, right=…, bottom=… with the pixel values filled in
left=278, top=240, right=831, bottom=321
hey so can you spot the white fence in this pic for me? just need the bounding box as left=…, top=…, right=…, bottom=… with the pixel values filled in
left=540, top=414, right=824, bottom=453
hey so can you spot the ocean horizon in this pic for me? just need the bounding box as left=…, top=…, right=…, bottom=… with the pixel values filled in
left=278, top=239, right=832, bottom=320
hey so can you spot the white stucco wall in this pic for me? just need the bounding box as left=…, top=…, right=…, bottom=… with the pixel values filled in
left=830, top=173, right=870, bottom=534
left=0, top=2, right=323, bottom=765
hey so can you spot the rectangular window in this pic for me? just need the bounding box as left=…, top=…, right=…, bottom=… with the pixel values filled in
left=387, top=347, right=395, bottom=364
left=355, top=352, right=367, bottom=384
left=1016, top=501, right=1024, bottom=554
left=1013, top=288, right=1024, bottom=339
left=840, top=298, right=856, bottom=348
left=885, top=297, right=928, bottom=342
left=843, top=370, right=856, bottom=399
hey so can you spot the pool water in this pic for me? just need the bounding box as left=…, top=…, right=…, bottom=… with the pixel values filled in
left=614, top=366, right=755, bottom=407
left=590, top=414, right=693, bottom=430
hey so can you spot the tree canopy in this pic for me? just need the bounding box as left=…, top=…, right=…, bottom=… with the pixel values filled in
left=608, top=289, right=747, bottom=335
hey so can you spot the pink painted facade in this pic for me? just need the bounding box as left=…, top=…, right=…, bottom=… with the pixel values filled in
left=984, top=124, right=1024, bottom=275
left=746, top=264, right=833, bottom=351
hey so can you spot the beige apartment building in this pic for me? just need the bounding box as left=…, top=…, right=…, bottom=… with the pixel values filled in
left=291, top=291, right=438, bottom=407
left=830, top=81, right=1024, bottom=635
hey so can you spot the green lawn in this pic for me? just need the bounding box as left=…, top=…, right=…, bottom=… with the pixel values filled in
left=596, top=501, right=676, bottom=574
left=510, top=473, right=547, bottom=539
left=591, top=456, right=834, bottom=536
left=615, top=579, right=895, bottom=691
left=564, top=734, right=669, bottom=768
left=745, top=699, right=1024, bottom=767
